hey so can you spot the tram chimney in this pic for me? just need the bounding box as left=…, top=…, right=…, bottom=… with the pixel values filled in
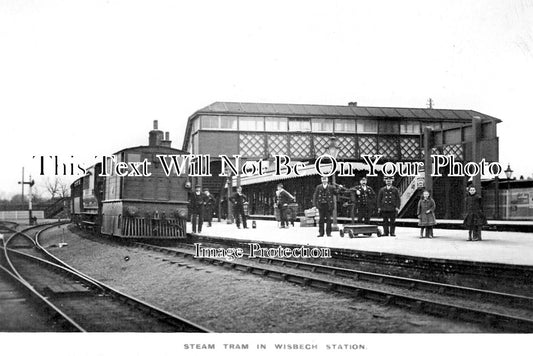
left=149, top=120, right=164, bottom=146
left=161, top=131, right=172, bottom=147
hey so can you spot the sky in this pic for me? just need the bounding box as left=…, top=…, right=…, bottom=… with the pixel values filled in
left=1, top=0, right=532, bottom=199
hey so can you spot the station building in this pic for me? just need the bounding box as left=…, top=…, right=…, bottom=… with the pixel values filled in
left=182, top=102, right=501, bottom=220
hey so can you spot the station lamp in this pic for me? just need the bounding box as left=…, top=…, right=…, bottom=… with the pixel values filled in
left=504, top=164, right=514, bottom=180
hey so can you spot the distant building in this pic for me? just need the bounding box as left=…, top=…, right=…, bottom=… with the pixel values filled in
left=182, top=102, right=500, bottom=219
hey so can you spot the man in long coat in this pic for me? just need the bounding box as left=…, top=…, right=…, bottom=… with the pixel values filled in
left=188, top=184, right=205, bottom=233
left=312, top=176, right=340, bottom=237
left=377, top=176, right=401, bottom=236
left=202, top=188, right=216, bottom=227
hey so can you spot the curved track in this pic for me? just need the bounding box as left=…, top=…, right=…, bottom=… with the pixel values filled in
left=0, top=222, right=210, bottom=332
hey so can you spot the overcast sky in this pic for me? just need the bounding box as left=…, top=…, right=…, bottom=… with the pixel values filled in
left=1, top=0, right=532, bottom=199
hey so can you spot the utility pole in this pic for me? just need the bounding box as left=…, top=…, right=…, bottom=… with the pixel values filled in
left=18, top=168, right=35, bottom=225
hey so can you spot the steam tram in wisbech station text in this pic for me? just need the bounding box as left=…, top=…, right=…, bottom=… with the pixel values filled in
left=70, top=121, right=190, bottom=238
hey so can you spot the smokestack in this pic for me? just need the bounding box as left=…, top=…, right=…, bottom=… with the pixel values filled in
left=149, top=120, right=164, bottom=146
left=161, top=131, right=172, bottom=147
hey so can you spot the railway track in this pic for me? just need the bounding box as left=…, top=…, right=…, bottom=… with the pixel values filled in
left=126, top=239, right=533, bottom=332
left=0, top=223, right=210, bottom=332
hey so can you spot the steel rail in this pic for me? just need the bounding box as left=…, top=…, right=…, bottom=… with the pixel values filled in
left=130, top=241, right=533, bottom=332
left=32, top=223, right=211, bottom=333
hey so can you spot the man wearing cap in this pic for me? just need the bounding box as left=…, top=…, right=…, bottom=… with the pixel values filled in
left=230, top=186, right=248, bottom=229
left=352, top=176, right=376, bottom=225
left=188, top=184, right=205, bottom=233
left=377, top=176, right=401, bottom=236
left=312, top=176, right=341, bottom=237
left=202, top=188, right=216, bottom=227
left=275, top=183, right=295, bottom=229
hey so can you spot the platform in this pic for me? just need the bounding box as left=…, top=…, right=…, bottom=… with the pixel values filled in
left=188, top=220, right=533, bottom=266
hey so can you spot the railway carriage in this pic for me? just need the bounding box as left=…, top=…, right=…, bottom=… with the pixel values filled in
left=70, top=163, right=104, bottom=229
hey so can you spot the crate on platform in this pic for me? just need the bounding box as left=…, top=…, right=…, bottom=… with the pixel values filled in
left=304, top=208, right=318, bottom=218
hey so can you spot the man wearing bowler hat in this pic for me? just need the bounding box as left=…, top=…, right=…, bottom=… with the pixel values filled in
left=377, top=176, right=401, bottom=236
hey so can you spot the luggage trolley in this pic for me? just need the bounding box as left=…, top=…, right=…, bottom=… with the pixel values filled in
left=339, top=224, right=381, bottom=238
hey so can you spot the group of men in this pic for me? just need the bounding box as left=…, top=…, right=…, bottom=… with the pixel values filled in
left=188, top=185, right=216, bottom=233
left=188, top=185, right=249, bottom=233
left=312, top=176, right=400, bottom=237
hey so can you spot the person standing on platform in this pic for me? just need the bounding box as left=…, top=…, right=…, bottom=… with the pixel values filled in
left=275, top=183, right=295, bottom=229
left=312, top=176, right=341, bottom=237
left=417, top=190, right=436, bottom=238
left=231, top=186, right=248, bottom=229
left=188, top=184, right=205, bottom=234
left=377, top=176, right=401, bottom=236
left=463, top=186, right=487, bottom=241
left=203, top=188, right=216, bottom=227
left=352, top=176, right=376, bottom=225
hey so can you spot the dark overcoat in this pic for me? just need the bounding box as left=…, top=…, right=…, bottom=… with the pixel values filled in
left=463, top=194, right=487, bottom=227
left=353, top=185, right=376, bottom=208
left=188, top=192, right=205, bottom=215
left=417, top=197, right=436, bottom=226
left=377, top=186, right=401, bottom=212
left=312, top=184, right=338, bottom=210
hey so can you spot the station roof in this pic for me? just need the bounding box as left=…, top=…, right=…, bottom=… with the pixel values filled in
left=183, top=101, right=501, bottom=150
left=194, top=101, right=500, bottom=121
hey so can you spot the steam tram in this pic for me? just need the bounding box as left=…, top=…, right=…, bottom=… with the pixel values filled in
left=70, top=121, right=190, bottom=238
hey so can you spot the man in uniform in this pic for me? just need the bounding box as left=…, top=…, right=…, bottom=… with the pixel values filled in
left=275, top=183, right=295, bottom=229
left=230, top=186, right=248, bottom=229
left=202, top=187, right=216, bottom=227
left=188, top=184, right=205, bottom=233
left=377, top=176, right=401, bottom=236
left=352, top=176, right=376, bottom=225
left=312, top=176, right=341, bottom=237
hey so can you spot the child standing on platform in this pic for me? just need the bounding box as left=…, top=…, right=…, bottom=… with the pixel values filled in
left=463, top=186, right=487, bottom=241
left=417, top=190, right=436, bottom=238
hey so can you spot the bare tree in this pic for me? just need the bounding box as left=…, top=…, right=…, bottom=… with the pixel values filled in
left=44, top=177, right=60, bottom=199
left=58, top=179, right=70, bottom=198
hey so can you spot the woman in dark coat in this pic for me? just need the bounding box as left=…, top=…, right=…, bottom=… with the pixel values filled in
left=417, top=190, right=436, bottom=238
left=463, top=186, right=487, bottom=241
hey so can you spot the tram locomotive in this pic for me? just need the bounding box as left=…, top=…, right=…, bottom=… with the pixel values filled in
left=70, top=121, right=189, bottom=238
